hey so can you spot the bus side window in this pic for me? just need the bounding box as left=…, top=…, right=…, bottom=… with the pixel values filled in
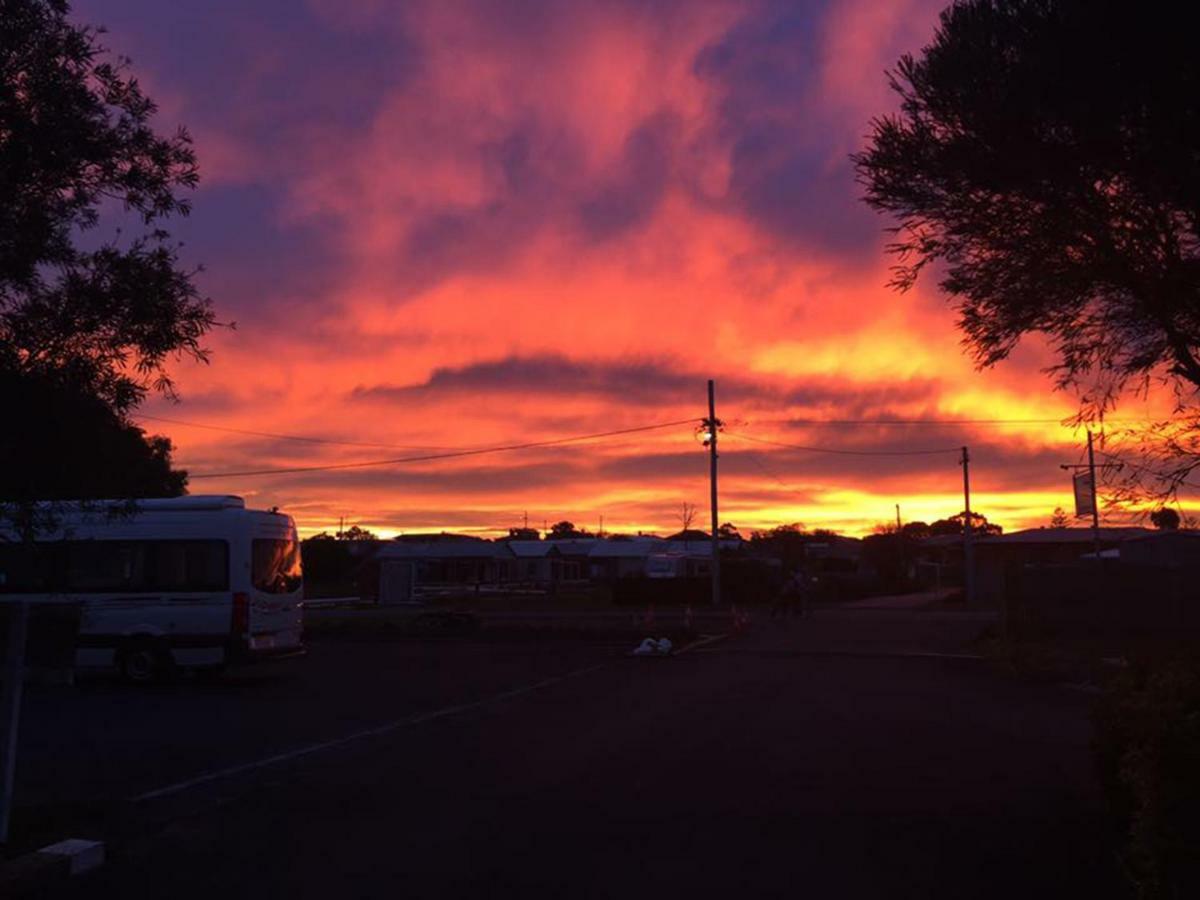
left=147, top=541, right=230, bottom=593
left=0, top=543, right=60, bottom=593
left=64, top=541, right=146, bottom=592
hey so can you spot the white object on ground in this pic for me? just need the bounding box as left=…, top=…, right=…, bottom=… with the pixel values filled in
left=633, top=638, right=658, bottom=656
left=39, top=839, right=105, bottom=875
left=656, top=638, right=673, bottom=655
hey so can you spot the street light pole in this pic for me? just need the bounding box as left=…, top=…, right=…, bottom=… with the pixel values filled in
left=961, top=446, right=976, bottom=605
left=1087, top=430, right=1101, bottom=561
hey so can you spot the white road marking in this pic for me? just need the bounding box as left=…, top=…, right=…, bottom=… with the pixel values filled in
left=672, top=633, right=730, bottom=656
left=132, top=661, right=609, bottom=803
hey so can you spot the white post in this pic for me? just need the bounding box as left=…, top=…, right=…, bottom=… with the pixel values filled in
left=0, top=600, right=30, bottom=844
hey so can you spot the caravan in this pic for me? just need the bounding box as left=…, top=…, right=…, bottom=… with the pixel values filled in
left=0, top=496, right=304, bottom=681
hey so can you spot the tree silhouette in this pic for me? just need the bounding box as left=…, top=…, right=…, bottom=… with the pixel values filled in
left=1150, top=508, right=1181, bottom=531
left=1050, top=507, right=1070, bottom=529
left=339, top=525, right=378, bottom=541
left=1, top=369, right=186, bottom=500
left=856, top=0, right=1200, bottom=496
left=929, top=511, right=1002, bottom=537
left=547, top=521, right=591, bottom=540
left=1, top=0, right=212, bottom=507
left=677, top=503, right=697, bottom=534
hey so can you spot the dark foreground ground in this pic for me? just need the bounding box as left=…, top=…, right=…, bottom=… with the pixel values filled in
left=13, top=607, right=1125, bottom=899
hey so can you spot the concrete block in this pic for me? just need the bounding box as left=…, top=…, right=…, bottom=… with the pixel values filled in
left=38, top=838, right=105, bottom=875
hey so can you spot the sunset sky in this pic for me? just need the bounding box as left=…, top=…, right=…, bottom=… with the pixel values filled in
left=79, top=0, right=1188, bottom=537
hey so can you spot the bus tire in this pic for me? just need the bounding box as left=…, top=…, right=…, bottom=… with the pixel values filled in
left=118, top=638, right=171, bottom=684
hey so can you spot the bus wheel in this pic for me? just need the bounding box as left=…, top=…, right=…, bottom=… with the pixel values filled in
left=118, top=639, right=170, bottom=684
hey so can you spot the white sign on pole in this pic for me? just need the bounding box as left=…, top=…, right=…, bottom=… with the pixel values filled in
left=1073, top=471, right=1095, bottom=518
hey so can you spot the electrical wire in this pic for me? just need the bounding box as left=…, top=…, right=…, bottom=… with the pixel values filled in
left=761, top=417, right=1073, bottom=426
left=189, top=418, right=700, bottom=479
left=726, top=438, right=803, bottom=492
left=133, top=413, right=456, bottom=452
left=725, top=429, right=960, bottom=457
left=135, top=410, right=1151, bottom=454
left=767, top=415, right=1168, bottom=425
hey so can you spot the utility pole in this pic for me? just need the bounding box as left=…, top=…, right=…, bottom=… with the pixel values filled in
left=961, top=446, right=976, bottom=605
left=706, top=379, right=722, bottom=608
left=1087, top=430, right=1101, bottom=561
left=895, top=504, right=902, bottom=532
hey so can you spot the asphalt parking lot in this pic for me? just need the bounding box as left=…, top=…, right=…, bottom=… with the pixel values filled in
left=11, top=608, right=1126, bottom=898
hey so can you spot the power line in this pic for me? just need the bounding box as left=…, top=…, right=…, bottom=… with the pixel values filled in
left=771, top=417, right=1070, bottom=426
left=726, top=430, right=960, bottom=457
left=133, top=413, right=455, bottom=452
left=189, top=418, right=699, bottom=480
left=136, top=411, right=1156, bottom=455
left=747, top=416, right=1162, bottom=427
left=728, top=440, right=803, bottom=492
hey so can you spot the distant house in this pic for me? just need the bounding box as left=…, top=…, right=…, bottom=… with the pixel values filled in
left=374, top=540, right=517, bottom=595
left=645, top=539, right=742, bottom=579
left=505, top=540, right=563, bottom=586
left=543, top=539, right=598, bottom=582
left=588, top=539, right=663, bottom=580
left=992, top=527, right=1200, bottom=635
left=974, top=526, right=1152, bottom=605
left=1115, top=530, right=1200, bottom=569
left=802, top=536, right=863, bottom=573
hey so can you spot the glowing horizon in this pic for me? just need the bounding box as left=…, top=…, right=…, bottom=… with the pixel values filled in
left=81, top=0, right=1194, bottom=539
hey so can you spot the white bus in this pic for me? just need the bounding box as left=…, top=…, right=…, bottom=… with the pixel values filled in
left=0, top=495, right=304, bottom=682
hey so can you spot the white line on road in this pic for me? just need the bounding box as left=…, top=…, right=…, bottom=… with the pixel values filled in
left=132, top=661, right=609, bottom=804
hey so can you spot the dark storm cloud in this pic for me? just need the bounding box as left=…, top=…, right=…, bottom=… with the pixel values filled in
left=691, top=1, right=880, bottom=254
left=578, top=112, right=677, bottom=239
left=349, top=354, right=942, bottom=416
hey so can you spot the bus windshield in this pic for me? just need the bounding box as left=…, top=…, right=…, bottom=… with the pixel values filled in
left=251, top=538, right=302, bottom=594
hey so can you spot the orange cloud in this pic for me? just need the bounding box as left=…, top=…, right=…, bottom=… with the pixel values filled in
left=88, top=0, right=1192, bottom=537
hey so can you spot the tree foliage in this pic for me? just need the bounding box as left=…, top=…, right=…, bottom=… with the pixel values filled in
left=928, top=511, right=1002, bottom=537
left=855, top=0, right=1200, bottom=494
left=547, top=521, right=591, bottom=540
left=1150, top=507, right=1181, bottom=531
left=1, top=0, right=209, bottom=505
left=1, top=0, right=215, bottom=412
left=0, top=368, right=186, bottom=499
